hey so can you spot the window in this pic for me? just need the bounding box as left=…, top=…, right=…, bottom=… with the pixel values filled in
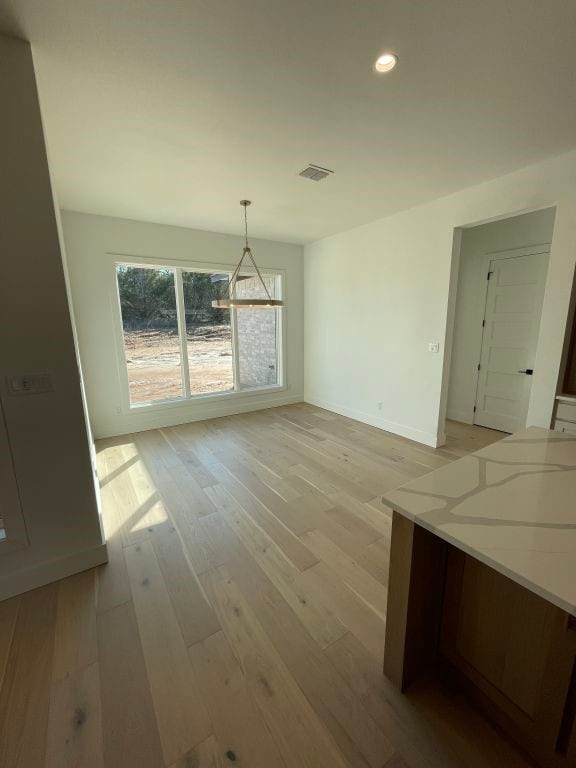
left=116, top=263, right=282, bottom=406
left=236, top=275, right=280, bottom=388
left=182, top=271, right=234, bottom=395
left=116, top=266, right=182, bottom=404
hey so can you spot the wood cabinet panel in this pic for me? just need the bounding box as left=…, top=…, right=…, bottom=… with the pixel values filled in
left=441, top=549, right=576, bottom=767
left=455, top=555, right=554, bottom=716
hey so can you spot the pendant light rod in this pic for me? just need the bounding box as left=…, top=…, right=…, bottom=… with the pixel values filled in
left=212, top=200, right=284, bottom=308
left=241, top=199, right=250, bottom=249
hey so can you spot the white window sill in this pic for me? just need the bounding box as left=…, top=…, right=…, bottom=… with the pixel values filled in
left=125, top=383, right=286, bottom=415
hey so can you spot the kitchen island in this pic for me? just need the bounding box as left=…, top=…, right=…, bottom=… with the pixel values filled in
left=382, top=427, right=576, bottom=767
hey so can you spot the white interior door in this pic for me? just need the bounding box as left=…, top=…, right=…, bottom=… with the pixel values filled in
left=474, top=251, right=548, bottom=433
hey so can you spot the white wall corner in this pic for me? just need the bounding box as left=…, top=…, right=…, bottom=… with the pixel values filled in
left=0, top=542, right=108, bottom=602
left=435, top=431, right=447, bottom=448
left=304, top=395, right=440, bottom=448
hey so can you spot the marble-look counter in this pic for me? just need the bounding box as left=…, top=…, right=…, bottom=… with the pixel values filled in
left=382, top=427, right=576, bottom=617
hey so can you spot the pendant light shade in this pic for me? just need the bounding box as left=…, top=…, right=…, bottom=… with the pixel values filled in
left=212, top=201, right=284, bottom=309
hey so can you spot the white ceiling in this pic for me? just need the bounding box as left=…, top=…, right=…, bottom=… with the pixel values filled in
left=1, top=0, right=576, bottom=244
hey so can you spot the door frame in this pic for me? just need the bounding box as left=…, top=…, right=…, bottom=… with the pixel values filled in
left=472, top=245, right=550, bottom=429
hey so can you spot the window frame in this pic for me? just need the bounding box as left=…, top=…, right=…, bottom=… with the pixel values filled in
left=111, top=255, right=286, bottom=413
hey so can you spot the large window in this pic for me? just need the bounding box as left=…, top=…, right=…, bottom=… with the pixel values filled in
left=116, top=264, right=282, bottom=406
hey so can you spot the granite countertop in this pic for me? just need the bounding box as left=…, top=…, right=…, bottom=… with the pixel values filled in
left=382, top=427, right=576, bottom=616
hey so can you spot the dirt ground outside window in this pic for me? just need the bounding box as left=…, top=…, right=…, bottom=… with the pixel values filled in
left=123, top=325, right=233, bottom=404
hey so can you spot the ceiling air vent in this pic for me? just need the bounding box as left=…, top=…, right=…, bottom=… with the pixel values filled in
left=298, top=164, right=334, bottom=181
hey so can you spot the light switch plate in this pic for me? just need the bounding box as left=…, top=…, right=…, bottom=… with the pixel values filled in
left=428, top=342, right=440, bottom=353
left=6, top=373, right=53, bottom=396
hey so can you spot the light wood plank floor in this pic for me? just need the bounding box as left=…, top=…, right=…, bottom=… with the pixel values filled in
left=0, top=405, right=534, bottom=768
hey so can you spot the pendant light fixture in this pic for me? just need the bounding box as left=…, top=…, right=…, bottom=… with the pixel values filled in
left=212, top=200, right=284, bottom=309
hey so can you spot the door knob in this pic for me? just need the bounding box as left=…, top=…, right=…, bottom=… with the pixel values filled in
left=518, top=369, right=534, bottom=375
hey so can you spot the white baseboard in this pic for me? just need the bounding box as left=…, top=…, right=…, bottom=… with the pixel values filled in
left=0, top=543, right=108, bottom=601
left=94, top=393, right=304, bottom=439
left=304, top=395, right=441, bottom=448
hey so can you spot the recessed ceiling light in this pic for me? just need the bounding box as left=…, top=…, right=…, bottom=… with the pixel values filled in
left=374, top=53, right=398, bottom=73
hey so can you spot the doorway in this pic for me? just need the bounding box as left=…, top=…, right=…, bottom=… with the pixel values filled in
left=446, top=208, right=555, bottom=434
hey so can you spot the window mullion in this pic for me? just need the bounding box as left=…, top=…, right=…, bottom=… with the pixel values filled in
left=175, top=268, right=191, bottom=399
left=231, top=304, right=241, bottom=392
left=277, top=276, right=283, bottom=387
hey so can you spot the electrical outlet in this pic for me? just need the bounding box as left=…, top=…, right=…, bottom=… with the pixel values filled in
left=377, top=401, right=383, bottom=411
left=428, top=342, right=440, bottom=353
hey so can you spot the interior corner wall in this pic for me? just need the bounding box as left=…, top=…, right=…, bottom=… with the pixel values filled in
left=304, top=151, right=576, bottom=447
left=447, top=208, right=556, bottom=424
left=61, top=211, right=304, bottom=438
left=0, top=35, right=105, bottom=600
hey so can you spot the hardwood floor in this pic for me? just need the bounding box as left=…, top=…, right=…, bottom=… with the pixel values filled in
left=0, top=405, right=532, bottom=768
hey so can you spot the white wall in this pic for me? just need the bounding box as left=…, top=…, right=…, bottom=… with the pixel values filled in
left=447, top=209, right=556, bottom=424
left=0, top=36, right=105, bottom=600
left=304, top=151, right=576, bottom=447
left=62, top=211, right=304, bottom=438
